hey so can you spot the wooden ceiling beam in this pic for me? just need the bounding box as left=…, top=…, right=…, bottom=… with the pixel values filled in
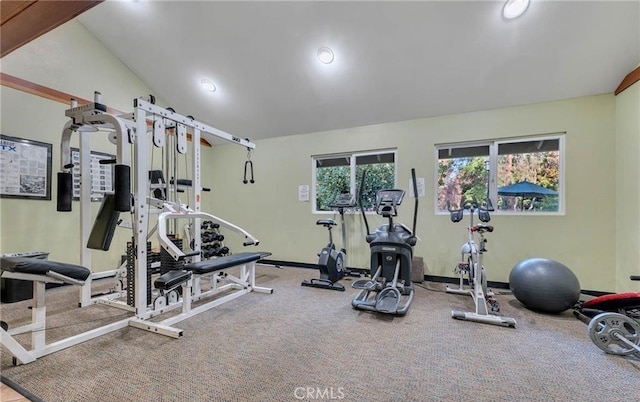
left=1, top=0, right=103, bottom=58
left=615, top=65, right=640, bottom=96
left=1, top=0, right=36, bottom=25
left=1, top=72, right=212, bottom=147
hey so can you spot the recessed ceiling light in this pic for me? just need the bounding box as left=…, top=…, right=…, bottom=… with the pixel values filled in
left=503, top=0, right=530, bottom=19
left=317, top=47, right=334, bottom=64
left=200, top=79, right=216, bottom=92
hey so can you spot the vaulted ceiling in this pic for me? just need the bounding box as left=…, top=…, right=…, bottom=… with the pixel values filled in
left=5, top=1, right=640, bottom=142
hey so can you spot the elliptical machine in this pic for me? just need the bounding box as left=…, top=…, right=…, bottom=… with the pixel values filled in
left=301, top=193, right=355, bottom=291
left=446, top=199, right=516, bottom=328
left=351, top=169, right=419, bottom=316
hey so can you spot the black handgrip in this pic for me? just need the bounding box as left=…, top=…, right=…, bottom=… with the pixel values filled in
left=243, top=241, right=259, bottom=246
left=56, top=172, right=73, bottom=212
left=411, top=168, right=418, bottom=196
left=358, top=170, right=370, bottom=236
left=172, top=178, right=192, bottom=186
left=631, top=276, right=640, bottom=281
left=114, top=164, right=131, bottom=212
left=99, top=159, right=117, bottom=165
left=411, top=168, right=418, bottom=236
left=202, top=187, right=211, bottom=192
left=448, top=200, right=464, bottom=223
left=178, top=250, right=201, bottom=260
left=243, top=160, right=255, bottom=184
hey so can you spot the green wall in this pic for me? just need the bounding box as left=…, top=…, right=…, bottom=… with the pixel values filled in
left=208, top=95, right=621, bottom=292
left=1, top=18, right=636, bottom=293
left=615, top=79, right=640, bottom=291
left=0, top=20, right=158, bottom=271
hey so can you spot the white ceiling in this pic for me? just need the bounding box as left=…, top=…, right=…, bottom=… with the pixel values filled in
left=77, top=1, right=640, bottom=143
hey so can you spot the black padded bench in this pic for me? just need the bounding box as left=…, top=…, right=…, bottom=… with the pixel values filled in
left=1, top=257, right=90, bottom=284
left=154, top=270, right=192, bottom=291
left=184, top=252, right=268, bottom=275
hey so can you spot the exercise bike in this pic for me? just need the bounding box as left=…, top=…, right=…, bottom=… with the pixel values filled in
left=446, top=199, right=517, bottom=328
left=573, top=275, right=640, bottom=357
left=301, top=193, right=355, bottom=291
left=351, top=169, right=419, bottom=316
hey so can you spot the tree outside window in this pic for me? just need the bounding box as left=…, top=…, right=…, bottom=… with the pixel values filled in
left=314, top=150, right=396, bottom=213
left=437, top=136, right=563, bottom=213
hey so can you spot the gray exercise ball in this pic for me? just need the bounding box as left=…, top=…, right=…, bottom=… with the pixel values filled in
left=509, top=258, right=581, bottom=313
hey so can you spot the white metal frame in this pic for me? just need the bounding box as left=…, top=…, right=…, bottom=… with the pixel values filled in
left=1, top=92, right=270, bottom=365
left=445, top=205, right=517, bottom=328
left=0, top=269, right=131, bottom=365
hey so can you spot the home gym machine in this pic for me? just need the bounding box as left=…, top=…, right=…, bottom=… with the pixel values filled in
left=446, top=199, right=517, bottom=327
left=301, top=192, right=355, bottom=291
left=0, top=91, right=272, bottom=365
left=351, top=169, right=419, bottom=316
left=574, top=275, right=640, bottom=357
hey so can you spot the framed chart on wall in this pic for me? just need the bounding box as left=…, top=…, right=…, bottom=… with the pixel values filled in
left=70, top=148, right=115, bottom=201
left=0, top=134, right=52, bottom=200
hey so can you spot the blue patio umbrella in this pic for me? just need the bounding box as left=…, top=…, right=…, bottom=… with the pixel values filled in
left=497, top=180, right=558, bottom=198
left=498, top=181, right=558, bottom=210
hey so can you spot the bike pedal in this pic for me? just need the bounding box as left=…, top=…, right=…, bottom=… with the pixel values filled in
left=487, top=298, right=501, bottom=313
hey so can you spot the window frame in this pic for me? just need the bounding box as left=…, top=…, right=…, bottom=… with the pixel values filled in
left=435, top=133, right=565, bottom=216
left=312, top=148, right=397, bottom=214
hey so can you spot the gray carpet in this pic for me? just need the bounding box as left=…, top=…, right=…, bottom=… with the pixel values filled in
left=1, top=265, right=638, bottom=402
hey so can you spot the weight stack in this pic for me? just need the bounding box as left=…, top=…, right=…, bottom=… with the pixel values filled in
left=126, top=240, right=135, bottom=307
left=160, top=236, right=184, bottom=274
left=146, top=241, right=152, bottom=305
left=126, top=240, right=153, bottom=306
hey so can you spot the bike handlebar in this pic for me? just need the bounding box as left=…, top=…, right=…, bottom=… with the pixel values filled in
left=471, top=224, right=494, bottom=234
left=447, top=198, right=493, bottom=213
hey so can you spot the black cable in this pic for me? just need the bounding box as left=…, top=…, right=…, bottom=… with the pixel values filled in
left=7, top=311, right=132, bottom=334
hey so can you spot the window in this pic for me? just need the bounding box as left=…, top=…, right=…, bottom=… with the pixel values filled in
left=313, top=150, right=396, bottom=213
left=436, top=134, right=563, bottom=214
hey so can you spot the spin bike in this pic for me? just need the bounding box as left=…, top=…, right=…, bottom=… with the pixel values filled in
left=446, top=199, right=516, bottom=327
left=574, top=275, right=640, bottom=357
left=301, top=193, right=355, bottom=291
left=351, top=169, right=419, bottom=316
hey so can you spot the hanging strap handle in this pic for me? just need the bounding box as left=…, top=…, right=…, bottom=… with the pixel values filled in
left=243, top=147, right=255, bottom=184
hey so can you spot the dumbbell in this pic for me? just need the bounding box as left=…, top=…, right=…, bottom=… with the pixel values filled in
left=209, top=233, right=224, bottom=242
left=201, top=233, right=214, bottom=243
left=202, top=245, right=214, bottom=258
left=215, top=246, right=229, bottom=256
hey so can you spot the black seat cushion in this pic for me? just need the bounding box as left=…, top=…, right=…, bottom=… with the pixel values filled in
left=1, top=257, right=91, bottom=281
left=154, top=270, right=192, bottom=290
left=184, top=252, right=264, bottom=275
